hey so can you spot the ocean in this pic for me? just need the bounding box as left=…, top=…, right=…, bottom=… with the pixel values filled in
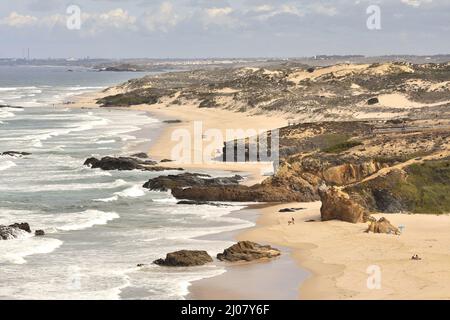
left=0, top=65, right=253, bottom=299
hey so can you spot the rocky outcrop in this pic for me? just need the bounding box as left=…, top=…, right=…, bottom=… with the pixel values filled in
left=0, top=223, right=32, bottom=240
left=84, top=156, right=183, bottom=172
left=130, top=152, right=149, bottom=159
left=366, top=217, right=401, bottom=235
left=1, top=151, right=31, bottom=157
left=9, top=223, right=31, bottom=233
left=171, top=185, right=306, bottom=202
left=35, top=230, right=45, bottom=236
left=143, top=173, right=243, bottom=191
left=153, top=250, right=213, bottom=267
left=279, top=207, right=304, bottom=212
left=322, top=161, right=385, bottom=186
left=217, top=241, right=281, bottom=262
left=367, top=97, right=379, bottom=105
left=319, top=185, right=370, bottom=223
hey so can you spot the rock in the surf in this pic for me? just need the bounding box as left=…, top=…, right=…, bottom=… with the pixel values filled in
left=0, top=223, right=32, bottom=240
left=217, top=241, right=281, bottom=262
left=153, top=250, right=213, bottom=267
left=84, top=156, right=182, bottom=172
left=143, top=173, right=243, bottom=191
left=130, top=152, right=149, bottom=159
left=1, top=151, right=31, bottom=157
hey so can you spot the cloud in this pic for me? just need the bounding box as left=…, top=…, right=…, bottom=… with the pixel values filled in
left=140, top=2, right=181, bottom=32
left=401, top=0, right=433, bottom=7
left=205, top=7, right=233, bottom=18
left=309, top=3, right=338, bottom=16
left=201, top=6, right=239, bottom=29
left=0, top=8, right=137, bottom=35
left=0, top=12, right=38, bottom=27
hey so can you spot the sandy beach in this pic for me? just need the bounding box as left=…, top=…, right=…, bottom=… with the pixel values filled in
left=68, top=88, right=450, bottom=301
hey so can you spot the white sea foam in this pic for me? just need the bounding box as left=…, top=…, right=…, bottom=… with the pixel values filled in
left=94, top=185, right=146, bottom=202
left=0, top=110, right=15, bottom=119
left=94, top=195, right=120, bottom=203
left=0, top=238, right=63, bottom=264
left=0, top=179, right=128, bottom=192
left=115, top=185, right=146, bottom=198
left=56, top=210, right=119, bottom=231
left=0, top=160, right=16, bottom=171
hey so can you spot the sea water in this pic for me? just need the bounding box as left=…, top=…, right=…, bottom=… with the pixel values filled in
left=0, top=65, right=253, bottom=299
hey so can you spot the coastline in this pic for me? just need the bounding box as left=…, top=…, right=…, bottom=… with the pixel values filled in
left=66, top=87, right=450, bottom=301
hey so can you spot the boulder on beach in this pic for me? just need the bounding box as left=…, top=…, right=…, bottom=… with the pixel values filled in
left=319, top=185, right=370, bottom=223
left=366, top=217, right=401, bottom=235
left=0, top=223, right=32, bottom=240
left=279, top=208, right=296, bottom=213
left=153, top=250, right=213, bottom=267
left=217, top=241, right=281, bottom=262
left=278, top=207, right=305, bottom=213
left=367, top=97, right=379, bottom=105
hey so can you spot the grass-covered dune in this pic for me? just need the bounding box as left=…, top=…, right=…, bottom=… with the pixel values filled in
left=347, top=159, right=450, bottom=214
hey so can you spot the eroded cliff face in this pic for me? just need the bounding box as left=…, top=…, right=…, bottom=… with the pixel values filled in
left=262, top=157, right=388, bottom=203
left=345, top=159, right=450, bottom=214
left=318, top=185, right=371, bottom=223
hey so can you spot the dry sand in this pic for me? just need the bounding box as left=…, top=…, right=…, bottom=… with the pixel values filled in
left=130, top=101, right=288, bottom=185
left=191, top=202, right=450, bottom=300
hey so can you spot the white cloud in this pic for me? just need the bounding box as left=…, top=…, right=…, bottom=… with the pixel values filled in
left=205, top=7, right=234, bottom=18
left=141, top=2, right=181, bottom=32
left=0, top=12, right=38, bottom=27
left=309, top=4, right=338, bottom=16
left=253, top=5, right=274, bottom=13
left=201, top=6, right=239, bottom=29
left=401, top=0, right=433, bottom=7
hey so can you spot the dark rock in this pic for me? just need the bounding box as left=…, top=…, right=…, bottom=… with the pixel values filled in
left=137, top=264, right=145, bottom=267
left=84, top=156, right=183, bottom=172
left=0, top=105, right=23, bottom=109
left=9, top=223, right=31, bottom=233
left=367, top=97, right=379, bottom=105
left=160, top=159, right=173, bottom=162
left=153, top=250, right=213, bottom=267
left=143, top=173, right=242, bottom=191
left=307, top=67, right=315, bottom=73
left=35, top=230, right=45, bottom=236
left=279, top=208, right=296, bottom=213
left=163, top=120, right=182, bottom=124
left=177, top=200, right=210, bottom=205
left=366, top=217, right=400, bottom=235
left=217, top=241, right=281, bottom=262
left=0, top=223, right=31, bottom=240
left=131, top=152, right=149, bottom=159
left=1, top=151, right=31, bottom=157
left=171, top=185, right=305, bottom=202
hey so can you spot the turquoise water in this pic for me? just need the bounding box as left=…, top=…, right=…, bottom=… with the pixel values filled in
left=0, top=66, right=252, bottom=299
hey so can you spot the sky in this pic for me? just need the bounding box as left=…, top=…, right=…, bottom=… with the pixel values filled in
left=0, top=0, right=449, bottom=59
